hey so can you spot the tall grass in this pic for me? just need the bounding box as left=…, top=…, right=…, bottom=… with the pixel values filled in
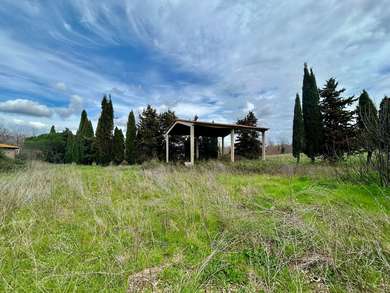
left=0, top=160, right=389, bottom=291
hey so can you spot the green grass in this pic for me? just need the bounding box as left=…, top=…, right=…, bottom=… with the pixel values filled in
left=0, top=158, right=389, bottom=292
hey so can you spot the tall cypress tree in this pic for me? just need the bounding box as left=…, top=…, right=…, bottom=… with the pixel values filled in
left=112, top=127, right=125, bottom=164
left=49, top=125, right=56, bottom=135
left=77, top=110, right=88, bottom=135
left=357, top=90, right=378, bottom=163
left=75, top=110, right=87, bottom=163
left=64, top=129, right=74, bottom=163
left=82, top=118, right=95, bottom=164
left=302, top=63, right=322, bottom=162
left=378, top=97, right=390, bottom=185
left=292, top=93, right=304, bottom=163
left=136, top=105, right=160, bottom=162
left=75, top=110, right=95, bottom=164
left=236, top=111, right=261, bottom=159
left=319, top=78, right=357, bottom=161
left=125, top=111, right=136, bottom=164
left=379, top=97, right=390, bottom=152
left=95, top=96, right=114, bottom=165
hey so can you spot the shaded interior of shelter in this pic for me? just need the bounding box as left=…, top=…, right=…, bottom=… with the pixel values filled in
left=168, top=123, right=233, bottom=137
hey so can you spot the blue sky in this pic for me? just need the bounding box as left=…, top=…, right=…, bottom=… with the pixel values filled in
left=0, top=0, right=389, bottom=142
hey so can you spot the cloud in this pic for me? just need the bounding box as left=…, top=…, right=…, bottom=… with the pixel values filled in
left=55, top=95, right=84, bottom=118
left=1, top=1, right=390, bottom=141
left=0, top=99, right=53, bottom=117
left=11, top=118, right=48, bottom=130
left=54, top=82, right=67, bottom=91
left=172, top=102, right=219, bottom=119
left=243, top=101, right=255, bottom=113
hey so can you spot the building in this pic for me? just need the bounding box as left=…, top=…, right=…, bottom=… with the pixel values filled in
left=164, top=119, right=269, bottom=165
left=0, top=143, right=20, bottom=159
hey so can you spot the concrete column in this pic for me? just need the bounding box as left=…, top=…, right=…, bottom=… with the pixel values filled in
left=221, top=136, right=224, bottom=158
left=230, top=129, right=235, bottom=162
left=195, top=137, right=199, bottom=159
left=190, top=124, right=195, bottom=165
left=165, top=135, right=169, bottom=163
left=261, top=131, right=266, bottom=160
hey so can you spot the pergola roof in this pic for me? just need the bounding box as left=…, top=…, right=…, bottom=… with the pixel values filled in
left=165, top=119, right=269, bottom=137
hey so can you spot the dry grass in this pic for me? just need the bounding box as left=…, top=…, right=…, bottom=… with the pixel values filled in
left=0, top=160, right=389, bottom=292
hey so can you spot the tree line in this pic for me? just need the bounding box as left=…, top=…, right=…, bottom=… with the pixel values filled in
left=292, top=64, right=390, bottom=184
left=25, top=95, right=265, bottom=165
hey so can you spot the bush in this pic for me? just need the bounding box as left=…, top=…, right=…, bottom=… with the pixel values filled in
left=0, top=151, right=26, bottom=173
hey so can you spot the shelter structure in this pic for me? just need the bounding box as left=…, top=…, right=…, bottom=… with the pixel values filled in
left=0, top=143, right=20, bottom=159
left=164, top=119, right=269, bottom=164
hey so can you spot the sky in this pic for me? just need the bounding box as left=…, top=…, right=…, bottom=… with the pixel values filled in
left=0, top=0, right=389, bottom=142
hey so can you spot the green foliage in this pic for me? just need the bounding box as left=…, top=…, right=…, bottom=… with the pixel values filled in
left=0, top=150, right=25, bottom=172
left=159, top=110, right=181, bottom=160
left=64, top=129, right=75, bottom=163
left=49, top=125, right=56, bottom=134
left=292, top=94, right=304, bottom=163
left=236, top=111, right=261, bottom=159
left=378, top=96, right=390, bottom=185
left=199, top=136, right=218, bottom=159
left=112, top=127, right=125, bottom=164
left=136, top=105, right=161, bottom=162
left=24, top=130, right=68, bottom=163
left=95, top=96, right=114, bottom=165
left=75, top=110, right=95, bottom=164
left=125, top=111, right=136, bottom=164
left=379, top=96, right=390, bottom=149
left=319, top=78, right=357, bottom=161
left=302, top=64, right=322, bottom=162
left=356, top=90, right=378, bottom=163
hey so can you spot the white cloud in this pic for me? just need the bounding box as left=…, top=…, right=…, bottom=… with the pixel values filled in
left=243, top=101, right=255, bottom=113
left=55, top=95, right=84, bottom=118
left=1, top=1, right=390, bottom=141
left=11, top=118, right=48, bottom=130
left=172, top=102, right=218, bottom=119
left=54, top=82, right=67, bottom=91
left=28, top=121, right=47, bottom=129
left=0, top=99, right=53, bottom=117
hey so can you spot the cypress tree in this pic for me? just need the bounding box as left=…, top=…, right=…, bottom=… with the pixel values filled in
left=75, top=110, right=95, bottom=164
left=77, top=110, right=88, bottom=135
left=379, top=97, right=390, bottom=152
left=82, top=118, right=95, bottom=164
left=64, top=129, right=74, bottom=163
left=378, top=97, right=390, bottom=185
left=302, top=64, right=322, bottom=162
left=136, top=105, right=160, bottom=162
left=319, top=78, right=357, bottom=161
left=125, top=111, right=136, bottom=164
left=236, top=111, right=261, bottom=159
left=292, top=93, right=304, bottom=163
left=95, top=95, right=114, bottom=165
left=112, top=127, right=125, bottom=164
left=357, top=90, right=378, bottom=163
left=74, top=110, right=87, bottom=163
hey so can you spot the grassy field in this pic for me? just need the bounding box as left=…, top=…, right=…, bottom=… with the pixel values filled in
left=0, top=156, right=389, bottom=292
